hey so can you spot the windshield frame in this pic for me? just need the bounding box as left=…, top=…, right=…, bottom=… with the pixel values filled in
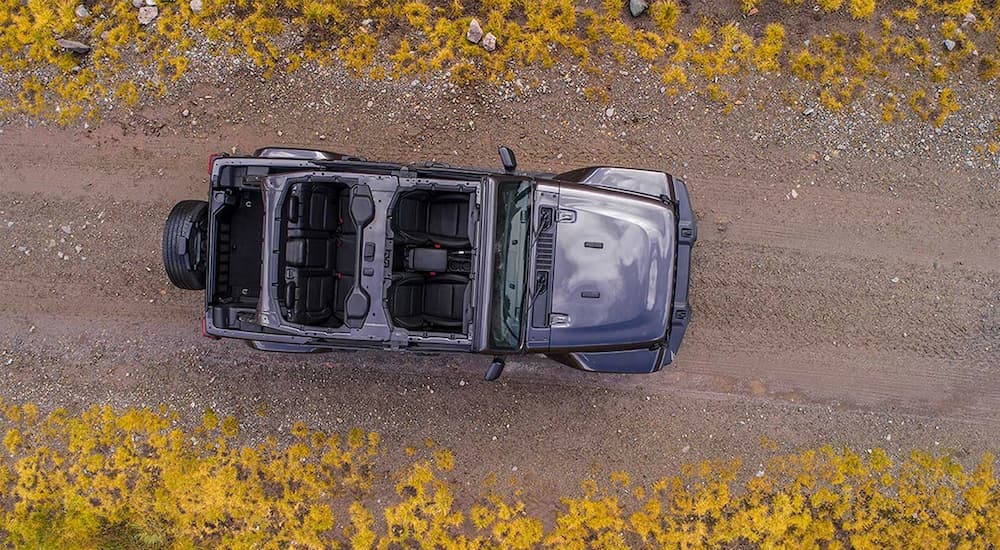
left=487, top=179, right=534, bottom=351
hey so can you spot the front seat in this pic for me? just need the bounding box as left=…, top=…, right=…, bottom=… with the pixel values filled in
left=426, top=194, right=471, bottom=248
left=393, top=192, right=471, bottom=248
left=387, top=273, right=469, bottom=331
left=422, top=273, right=469, bottom=329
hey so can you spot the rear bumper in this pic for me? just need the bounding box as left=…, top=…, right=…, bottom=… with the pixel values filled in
left=663, top=177, right=696, bottom=365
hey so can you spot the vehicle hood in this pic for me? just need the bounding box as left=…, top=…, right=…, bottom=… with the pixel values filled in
left=547, top=185, right=676, bottom=350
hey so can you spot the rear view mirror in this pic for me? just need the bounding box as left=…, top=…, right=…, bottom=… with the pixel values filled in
left=498, top=146, right=517, bottom=173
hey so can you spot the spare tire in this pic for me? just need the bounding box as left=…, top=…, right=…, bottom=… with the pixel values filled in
left=162, top=200, right=209, bottom=290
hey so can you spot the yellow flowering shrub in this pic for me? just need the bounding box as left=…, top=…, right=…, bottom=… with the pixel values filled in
left=0, top=403, right=379, bottom=548
left=753, top=23, right=786, bottom=72
left=849, top=0, right=877, bottom=18
left=818, top=0, right=845, bottom=13
left=1, top=402, right=1000, bottom=548
left=1, top=0, right=999, bottom=125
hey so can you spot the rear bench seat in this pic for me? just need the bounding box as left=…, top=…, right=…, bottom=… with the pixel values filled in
left=283, top=183, right=356, bottom=325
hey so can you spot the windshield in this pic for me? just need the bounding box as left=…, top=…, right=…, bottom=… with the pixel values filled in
left=488, top=180, right=533, bottom=350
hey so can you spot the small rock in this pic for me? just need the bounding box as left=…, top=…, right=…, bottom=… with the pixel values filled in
left=629, top=0, right=649, bottom=17
left=131, top=0, right=143, bottom=6
left=74, top=4, right=89, bottom=17
left=138, top=5, right=158, bottom=25
left=459, top=380, right=466, bottom=386
left=963, top=12, right=976, bottom=24
left=181, top=108, right=190, bottom=117
left=56, top=39, right=91, bottom=54
left=943, top=39, right=956, bottom=51
left=60, top=225, right=72, bottom=234
left=731, top=43, right=741, bottom=53
left=189, top=0, right=202, bottom=12
left=790, top=189, right=799, bottom=199
left=890, top=276, right=900, bottom=283
left=361, top=18, right=372, bottom=26
left=319, top=134, right=326, bottom=140
left=481, top=32, right=497, bottom=52
left=144, top=0, right=155, bottom=5
left=466, top=18, right=483, bottom=44
left=802, top=106, right=815, bottom=116
left=747, top=6, right=758, bottom=15
left=605, top=106, right=615, bottom=117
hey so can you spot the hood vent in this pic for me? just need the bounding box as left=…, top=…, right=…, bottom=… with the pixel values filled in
left=536, top=232, right=554, bottom=271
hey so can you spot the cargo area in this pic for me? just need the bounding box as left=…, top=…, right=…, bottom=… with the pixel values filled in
left=211, top=188, right=264, bottom=306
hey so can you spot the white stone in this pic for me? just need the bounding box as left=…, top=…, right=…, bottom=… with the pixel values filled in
left=466, top=18, right=483, bottom=44
left=56, top=39, right=91, bottom=53
left=138, top=5, right=157, bottom=25
left=629, top=0, right=649, bottom=16
left=481, top=32, right=497, bottom=52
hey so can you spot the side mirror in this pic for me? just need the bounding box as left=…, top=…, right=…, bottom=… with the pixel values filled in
left=498, top=146, right=517, bottom=174
left=485, top=356, right=505, bottom=381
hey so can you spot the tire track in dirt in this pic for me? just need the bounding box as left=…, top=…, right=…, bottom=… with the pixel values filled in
left=692, top=239, right=998, bottom=363
left=672, top=340, right=1000, bottom=423
left=0, top=281, right=193, bottom=321
left=691, top=174, right=1000, bottom=273
left=6, top=308, right=1000, bottom=426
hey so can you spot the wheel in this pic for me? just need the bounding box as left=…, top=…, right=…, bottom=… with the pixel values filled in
left=162, top=200, right=209, bottom=290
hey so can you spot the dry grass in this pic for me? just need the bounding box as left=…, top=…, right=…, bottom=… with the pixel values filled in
left=1, top=0, right=998, bottom=125
left=2, top=402, right=1000, bottom=548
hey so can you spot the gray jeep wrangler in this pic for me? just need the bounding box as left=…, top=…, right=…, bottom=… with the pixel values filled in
left=162, top=146, right=696, bottom=379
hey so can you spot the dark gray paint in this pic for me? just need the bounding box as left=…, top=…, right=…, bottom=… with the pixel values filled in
left=188, top=152, right=696, bottom=374
left=547, top=184, right=675, bottom=350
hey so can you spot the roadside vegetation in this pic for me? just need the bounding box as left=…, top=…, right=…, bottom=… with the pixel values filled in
left=1, top=0, right=999, bottom=127
left=2, top=402, right=999, bottom=548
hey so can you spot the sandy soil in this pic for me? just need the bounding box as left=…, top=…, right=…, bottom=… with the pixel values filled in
left=1, top=63, right=998, bottom=510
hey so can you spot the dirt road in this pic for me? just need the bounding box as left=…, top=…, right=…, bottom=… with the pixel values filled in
left=1, top=72, right=998, bottom=503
